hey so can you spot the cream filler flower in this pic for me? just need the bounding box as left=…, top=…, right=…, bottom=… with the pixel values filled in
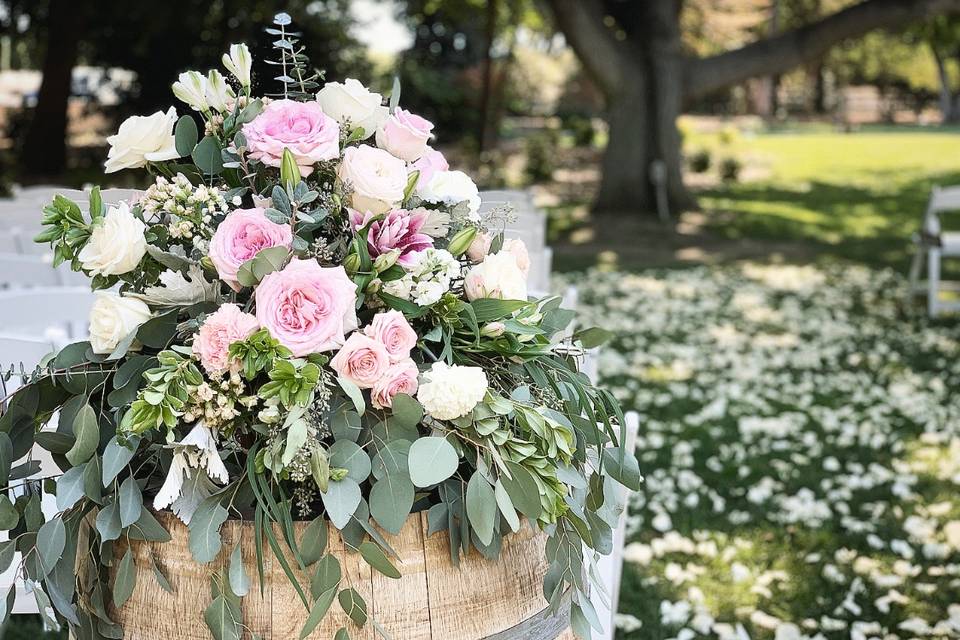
left=153, top=422, right=230, bottom=524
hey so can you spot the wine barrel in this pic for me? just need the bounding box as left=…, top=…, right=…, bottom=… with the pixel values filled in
left=106, top=511, right=575, bottom=640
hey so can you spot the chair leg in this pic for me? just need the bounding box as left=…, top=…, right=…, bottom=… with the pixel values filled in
left=928, top=248, right=941, bottom=318
left=907, top=245, right=923, bottom=299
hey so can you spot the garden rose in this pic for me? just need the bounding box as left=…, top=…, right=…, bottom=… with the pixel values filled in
left=416, top=361, right=488, bottom=420
left=411, top=147, right=449, bottom=188
left=338, top=145, right=408, bottom=214
left=104, top=107, right=179, bottom=173
left=467, top=235, right=530, bottom=276
left=316, top=78, right=387, bottom=139
left=417, top=169, right=481, bottom=220
left=376, top=108, right=433, bottom=162
left=330, top=332, right=391, bottom=389
left=89, top=292, right=152, bottom=354
left=464, top=250, right=528, bottom=301
left=255, top=258, right=358, bottom=356
left=349, top=208, right=433, bottom=267
left=371, top=359, right=419, bottom=409
left=208, top=207, right=293, bottom=291
left=364, top=310, right=417, bottom=361
left=78, top=202, right=147, bottom=276
left=243, top=99, right=340, bottom=176
left=192, top=304, right=260, bottom=374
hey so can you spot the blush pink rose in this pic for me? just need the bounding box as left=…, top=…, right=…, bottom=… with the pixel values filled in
left=349, top=208, right=434, bottom=267
left=411, top=147, right=448, bottom=188
left=375, top=108, right=433, bottom=162
left=371, top=358, right=420, bottom=409
left=242, top=99, right=340, bottom=176
left=330, top=332, right=391, bottom=389
left=209, top=208, right=293, bottom=291
left=466, top=235, right=530, bottom=275
left=364, top=310, right=417, bottom=361
left=338, top=145, right=408, bottom=214
left=255, top=258, right=358, bottom=356
left=192, top=304, right=260, bottom=374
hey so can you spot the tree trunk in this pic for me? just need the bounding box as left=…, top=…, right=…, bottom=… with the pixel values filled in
left=932, top=45, right=960, bottom=123
left=21, top=0, right=81, bottom=177
left=477, top=0, right=498, bottom=152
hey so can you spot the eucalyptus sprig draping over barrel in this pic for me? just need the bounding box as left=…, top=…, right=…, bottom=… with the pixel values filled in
left=1, top=13, right=640, bottom=640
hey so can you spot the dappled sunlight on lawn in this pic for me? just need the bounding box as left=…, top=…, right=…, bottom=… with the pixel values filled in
left=560, top=263, right=960, bottom=639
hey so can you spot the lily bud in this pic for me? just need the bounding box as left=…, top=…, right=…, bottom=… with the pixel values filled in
left=365, top=278, right=382, bottom=294
left=199, top=256, right=217, bottom=273
left=280, top=147, right=301, bottom=190
left=329, top=467, right=349, bottom=482
left=447, top=226, right=479, bottom=257
left=373, top=249, right=400, bottom=272
left=343, top=252, right=362, bottom=275
left=480, top=321, right=506, bottom=338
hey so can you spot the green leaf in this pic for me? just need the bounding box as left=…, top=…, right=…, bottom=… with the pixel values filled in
left=0, top=541, right=15, bottom=574
left=338, top=588, right=368, bottom=627
left=82, top=456, right=102, bottom=504
left=228, top=543, right=250, bottom=597
left=328, top=441, right=371, bottom=483
left=369, top=473, right=413, bottom=536
left=402, top=169, right=419, bottom=202
left=500, top=462, right=541, bottom=521
left=149, top=553, right=173, bottom=593
left=36, top=517, right=66, bottom=576
left=494, top=479, right=520, bottom=533
left=408, top=437, right=459, bottom=488
left=89, top=185, right=104, bottom=219
left=574, top=327, right=615, bottom=349
left=0, top=495, right=18, bottom=530
left=34, top=431, right=74, bottom=455
left=337, top=376, right=365, bottom=415
left=66, top=403, right=99, bottom=465
left=55, top=465, right=85, bottom=511
left=311, top=555, right=341, bottom=599
left=128, top=508, right=171, bottom=542
left=188, top=498, right=228, bottom=564
left=390, top=394, right=422, bottom=429
left=192, top=136, right=224, bottom=175
left=335, top=629, right=350, bottom=640
left=119, top=476, right=143, bottom=528
left=102, top=436, right=139, bottom=487
left=175, top=115, right=199, bottom=157
left=95, top=500, right=121, bottom=542
left=358, top=541, right=400, bottom=579
left=466, top=472, right=497, bottom=545
left=471, top=298, right=529, bottom=322
left=319, top=479, right=361, bottom=530
left=601, top=447, right=641, bottom=491
left=280, top=148, right=302, bottom=189
left=113, top=547, right=137, bottom=608
left=300, top=517, right=328, bottom=566
left=371, top=439, right=410, bottom=480
left=0, top=433, right=12, bottom=481
left=300, top=586, right=337, bottom=639
left=204, top=595, right=241, bottom=640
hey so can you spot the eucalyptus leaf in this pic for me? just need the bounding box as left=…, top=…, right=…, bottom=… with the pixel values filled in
left=319, top=478, right=361, bottom=530
left=113, top=547, right=136, bottom=608
left=369, top=473, right=413, bottom=536
left=188, top=498, right=228, bottom=563
left=601, top=447, right=642, bottom=491
left=310, top=554, right=342, bottom=599
left=390, top=394, right=422, bottom=428
left=36, top=517, right=66, bottom=577
left=192, top=136, right=224, bottom=175
left=174, top=115, right=199, bottom=157
left=0, top=495, right=18, bottom=530
left=204, top=595, right=241, bottom=640
left=299, top=517, right=328, bottom=566
left=500, top=462, right=541, bottom=521
left=95, top=500, right=121, bottom=542
left=408, top=437, right=459, bottom=488
left=328, top=440, right=371, bottom=483
left=102, top=436, right=139, bottom=487
left=338, top=588, right=368, bottom=627
left=66, top=403, right=99, bottom=465
left=300, top=586, right=337, bottom=640
left=358, top=541, right=400, bottom=579
left=119, top=476, right=143, bottom=528
left=228, top=543, right=250, bottom=597
left=55, top=465, right=85, bottom=511
left=466, top=472, right=497, bottom=545
left=494, top=479, right=521, bottom=533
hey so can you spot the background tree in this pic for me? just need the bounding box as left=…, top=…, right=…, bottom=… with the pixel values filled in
left=544, top=0, right=960, bottom=216
left=916, top=15, right=960, bottom=122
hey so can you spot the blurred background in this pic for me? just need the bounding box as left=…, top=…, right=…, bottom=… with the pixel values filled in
left=3, top=1, right=960, bottom=639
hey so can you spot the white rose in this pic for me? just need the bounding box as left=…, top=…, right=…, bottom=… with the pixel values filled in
left=464, top=250, right=528, bottom=301
left=222, top=43, right=252, bottom=88
left=416, top=362, right=488, bottom=420
left=316, top=79, right=388, bottom=139
left=104, top=107, right=179, bottom=173
left=417, top=170, right=481, bottom=221
left=172, top=71, right=209, bottom=111
left=89, top=292, right=152, bottom=354
left=502, top=239, right=530, bottom=276
left=78, top=202, right=148, bottom=276
left=338, top=145, right=408, bottom=214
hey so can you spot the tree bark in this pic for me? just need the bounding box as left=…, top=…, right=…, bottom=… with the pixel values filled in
left=477, top=0, right=498, bottom=152
left=21, top=0, right=81, bottom=177
left=932, top=45, right=960, bottom=123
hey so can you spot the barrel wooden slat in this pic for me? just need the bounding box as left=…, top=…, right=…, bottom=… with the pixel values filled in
left=105, top=511, right=570, bottom=640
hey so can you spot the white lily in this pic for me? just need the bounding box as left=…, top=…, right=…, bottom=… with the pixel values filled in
left=153, top=422, right=229, bottom=523
left=172, top=71, right=209, bottom=112
left=222, top=43, right=252, bottom=89
left=206, top=70, right=235, bottom=113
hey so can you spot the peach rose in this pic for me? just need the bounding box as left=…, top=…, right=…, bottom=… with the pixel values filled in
left=371, top=358, right=420, bottom=409
left=192, top=304, right=260, bottom=374
left=209, top=208, right=293, bottom=291
left=375, top=108, right=433, bottom=162
left=330, top=332, right=391, bottom=389
left=364, top=310, right=417, bottom=362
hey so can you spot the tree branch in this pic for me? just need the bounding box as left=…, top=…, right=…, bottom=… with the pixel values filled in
left=684, top=0, right=960, bottom=100
left=542, top=0, right=628, bottom=95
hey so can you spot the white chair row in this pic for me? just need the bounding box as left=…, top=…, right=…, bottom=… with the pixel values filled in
left=908, top=185, right=960, bottom=317
left=479, top=189, right=552, bottom=293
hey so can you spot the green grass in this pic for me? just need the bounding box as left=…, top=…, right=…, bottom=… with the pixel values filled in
left=698, top=126, right=960, bottom=268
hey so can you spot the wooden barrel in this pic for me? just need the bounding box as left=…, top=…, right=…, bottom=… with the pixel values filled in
left=106, top=511, right=575, bottom=640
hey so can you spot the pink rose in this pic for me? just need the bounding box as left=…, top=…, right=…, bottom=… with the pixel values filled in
left=338, top=145, right=408, bottom=214
left=242, top=99, right=340, bottom=176
left=209, top=207, right=293, bottom=291
left=192, top=304, right=260, bottom=374
left=255, top=258, right=358, bottom=356
left=412, top=147, right=448, bottom=188
left=330, top=333, right=391, bottom=389
left=376, top=108, right=434, bottom=162
left=466, top=231, right=492, bottom=262
left=371, top=358, right=419, bottom=409
left=466, top=235, right=530, bottom=276
left=349, top=208, right=433, bottom=267
left=364, top=310, right=417, bottom=361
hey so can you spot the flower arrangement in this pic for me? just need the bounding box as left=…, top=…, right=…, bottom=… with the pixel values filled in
left=4, top=14, right=638, bottom=640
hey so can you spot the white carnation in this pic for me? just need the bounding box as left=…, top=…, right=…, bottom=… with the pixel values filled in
left=417, top=362, right=488, bottom=420
left=417, top=170, right=481, bottom=221
left=88, top=292, right=152, bottom=354
left=104, top=107, right=179, bottom=173
left=78, top=202, right=147, bottom=276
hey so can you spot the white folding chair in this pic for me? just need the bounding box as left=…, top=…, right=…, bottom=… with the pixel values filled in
left=0, top=287, right=95, bottom=343
left=908, top=185, right=960, bottom=317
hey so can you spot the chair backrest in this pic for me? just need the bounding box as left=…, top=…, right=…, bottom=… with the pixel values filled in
left=0, top=287, right=95, bottom=342
left=924, top=185, right=960, bottom=234
left=0, top=253, right=65, bottom=288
